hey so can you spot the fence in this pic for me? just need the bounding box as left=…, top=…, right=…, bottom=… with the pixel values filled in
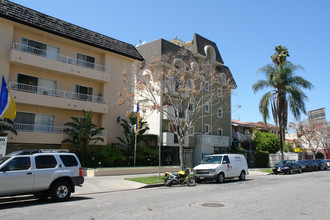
left=269, top=152, right=299, bottom=167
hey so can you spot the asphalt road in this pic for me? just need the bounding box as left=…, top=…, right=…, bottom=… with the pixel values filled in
left=1, top=170, right=330, bottom=220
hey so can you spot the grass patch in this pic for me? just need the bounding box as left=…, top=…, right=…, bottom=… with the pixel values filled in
left=125, top=175, right=166, bottom=184
left=257, top=168, right=273, bottom=173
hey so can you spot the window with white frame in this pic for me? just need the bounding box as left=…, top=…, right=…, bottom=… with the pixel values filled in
left=217, top=108, right=222, bottom=118
left=188, top=126, right=194, bottom=135
left=204, top=124, right=210, bottom=135
left=188, top=102, right=195, bottom=112
left=75, top=85, right=93, bottom=101
left=17, top=73, right=57, bottom=96
left=77, top=53, right=95, bottom=69
left=217, top=128, right=223, bottom=136
left=20, top=37, right=59, bottom=60
left=15, top=112, right=54, bottom=133
left=205, top=103, right=210, bottom=113
left=204, top=82, right=209, bottom=91
left=217, top=88, right=222, bottom=97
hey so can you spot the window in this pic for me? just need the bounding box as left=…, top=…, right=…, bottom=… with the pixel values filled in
left=17, top=73, right=57, bottom=96
left=205, top=124, right=210, bottom=135
left=217, top=88, right=222, bottom=97
left=5, top=157, right=31, bottom=171
left=205, top=103, right=210, bottom=113
left=217, top=128, right=223, bottom=136
left=217, top=108, right=222, bottom=118
left=222, top=155, right=230, bottom=164
left=188, top=126, right=194, bottom=135
left=21, top=38, right=59, bottom=60
left=204, top=82, right=209, bottom=91
left=35, top=155, right=57, bottom=169
left=60, top=155, right=78, bottom=167
left=15, top=112, right=54, bottom=133
left=188, top=103, right=195, bottom=112
left=204, top=45, right=216, bottom=62
left=75, top=85, right=93, bottom=101
left=77, top=53, right=95, bottom=69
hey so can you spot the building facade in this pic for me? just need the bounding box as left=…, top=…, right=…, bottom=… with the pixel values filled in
left=137, top=34, right=237, bottom=167
left=0, top=0, right=143, bottom=153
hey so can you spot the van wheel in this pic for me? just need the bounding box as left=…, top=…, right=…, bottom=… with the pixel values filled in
left=217, top=173, right=225, bottom=183
left=50, top=181, right=71, bottom=202
left=239, top=171, right=246, bottom=181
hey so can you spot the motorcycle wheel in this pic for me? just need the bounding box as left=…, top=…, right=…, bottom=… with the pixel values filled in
left=186, top=177, right=196, bottom=187
left=164, top=176, right=172, bottom=186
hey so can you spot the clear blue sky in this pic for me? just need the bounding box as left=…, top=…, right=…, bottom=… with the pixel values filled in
left=11, top=0, right=330, bottom=125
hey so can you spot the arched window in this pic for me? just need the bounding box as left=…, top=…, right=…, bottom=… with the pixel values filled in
left=173, top=58, right=186, bottom=70
left=204, top=45, right=216, bottom=62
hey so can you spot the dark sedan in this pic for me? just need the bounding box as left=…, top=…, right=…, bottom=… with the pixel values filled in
left=273, top=160, right=302, bottom=174
left=297, top=160, right=315, bottom=172
left=313, top=159, right=328, bottom=170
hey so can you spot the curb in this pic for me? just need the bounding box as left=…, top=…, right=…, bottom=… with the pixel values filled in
left=140, top=183, right=164, bottom=189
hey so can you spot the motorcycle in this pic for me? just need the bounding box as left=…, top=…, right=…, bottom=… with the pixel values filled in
left=164, top=168, right=196, bottom=186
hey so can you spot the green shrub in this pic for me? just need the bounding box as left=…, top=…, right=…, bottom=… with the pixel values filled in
left=253, top=130, right=280, bottom=153
left=254, top=151, right=269, bottom=168
left=283, top=141, right=294, bottom=152
left=91, top=145, right=126, bottom=167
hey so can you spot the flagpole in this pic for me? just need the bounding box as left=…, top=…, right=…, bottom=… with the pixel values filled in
left=134, top=130, right=137, bottom=167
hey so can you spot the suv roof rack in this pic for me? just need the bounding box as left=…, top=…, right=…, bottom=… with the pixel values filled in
left=10, top=149, right=70, bottom=155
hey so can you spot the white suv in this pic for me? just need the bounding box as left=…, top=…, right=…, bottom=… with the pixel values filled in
left=0, top=149, right=84, bottom=201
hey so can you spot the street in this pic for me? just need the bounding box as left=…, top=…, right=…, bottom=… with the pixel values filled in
left=1, top=171, right=330, bottom=220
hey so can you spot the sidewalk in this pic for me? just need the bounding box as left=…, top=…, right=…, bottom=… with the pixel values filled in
left=75, top=170, right=268, bottom=195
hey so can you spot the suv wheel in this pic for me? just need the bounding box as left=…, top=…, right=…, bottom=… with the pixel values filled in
left=50, top=181, right=71, bottom=202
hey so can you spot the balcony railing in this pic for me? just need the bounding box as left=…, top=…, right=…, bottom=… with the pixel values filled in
left=12, top=42, right=110, bottom=73
left=14, top=123, right=106, bottom=136
left=9, top=82, right=108, bottom=104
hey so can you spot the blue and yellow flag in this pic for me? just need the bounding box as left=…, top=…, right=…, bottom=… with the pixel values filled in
left=136, top=102, right=140, bottom=132
left=0, top=76, right=16, bottom=119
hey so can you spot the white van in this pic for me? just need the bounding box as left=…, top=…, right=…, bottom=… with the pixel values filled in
left=193, top=154, right=248, bottom=183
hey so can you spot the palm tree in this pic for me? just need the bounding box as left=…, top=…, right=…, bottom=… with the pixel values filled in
left=0, top=118, right=17, bottom=136
left=62, top=110, right=104, bottom=166
left=271, top=45, right=289, bottom=66
left=252, top=46, right=313, bottom=159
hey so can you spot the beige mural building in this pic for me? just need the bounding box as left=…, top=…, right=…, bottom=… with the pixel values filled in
left=0, top=0, right=143, bottom=152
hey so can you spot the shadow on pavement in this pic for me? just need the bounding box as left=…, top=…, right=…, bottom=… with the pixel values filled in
left=0, top=195, right=92, bottom=209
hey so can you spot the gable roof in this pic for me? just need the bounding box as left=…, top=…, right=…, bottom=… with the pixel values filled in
left=137, top=38, right=191, bottom=63
left=0, top=0, right=143, bottom=61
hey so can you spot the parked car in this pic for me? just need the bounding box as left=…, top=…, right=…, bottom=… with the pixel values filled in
left=273, top=160, right=302, bottom=174
left=325, top=159, right=330, bottom=168
left=0, top=149, right=84, bottom=201
left=297, top=160, right=308, bottom=172
left=193, top=154, right=248, bottom=183
left=313, top=159, right=328, bottom=170
left=297, top=160, right=316, bottom=172
left=307, top=160, right=318, bottom=171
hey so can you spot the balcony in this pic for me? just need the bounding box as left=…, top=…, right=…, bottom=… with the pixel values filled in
left=162, top=132, right=194, bottom=147
left=8, top=123, right=107, bottom=145
left=10, top=42, right=110, bottom=82
left=9, top=82, right=108, bottom=113
left=162, top=105, right=185, bottom=120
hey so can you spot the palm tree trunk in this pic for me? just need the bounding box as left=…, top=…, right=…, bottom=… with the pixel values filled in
left=278, top=103, right=284, bottom=160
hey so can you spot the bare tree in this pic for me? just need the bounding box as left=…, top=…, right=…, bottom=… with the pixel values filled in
left=294, top=119, right=318, bottom=159
left=119, top=49, right=235, bottom=169
left=314, top=122, right=330, bottom=159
